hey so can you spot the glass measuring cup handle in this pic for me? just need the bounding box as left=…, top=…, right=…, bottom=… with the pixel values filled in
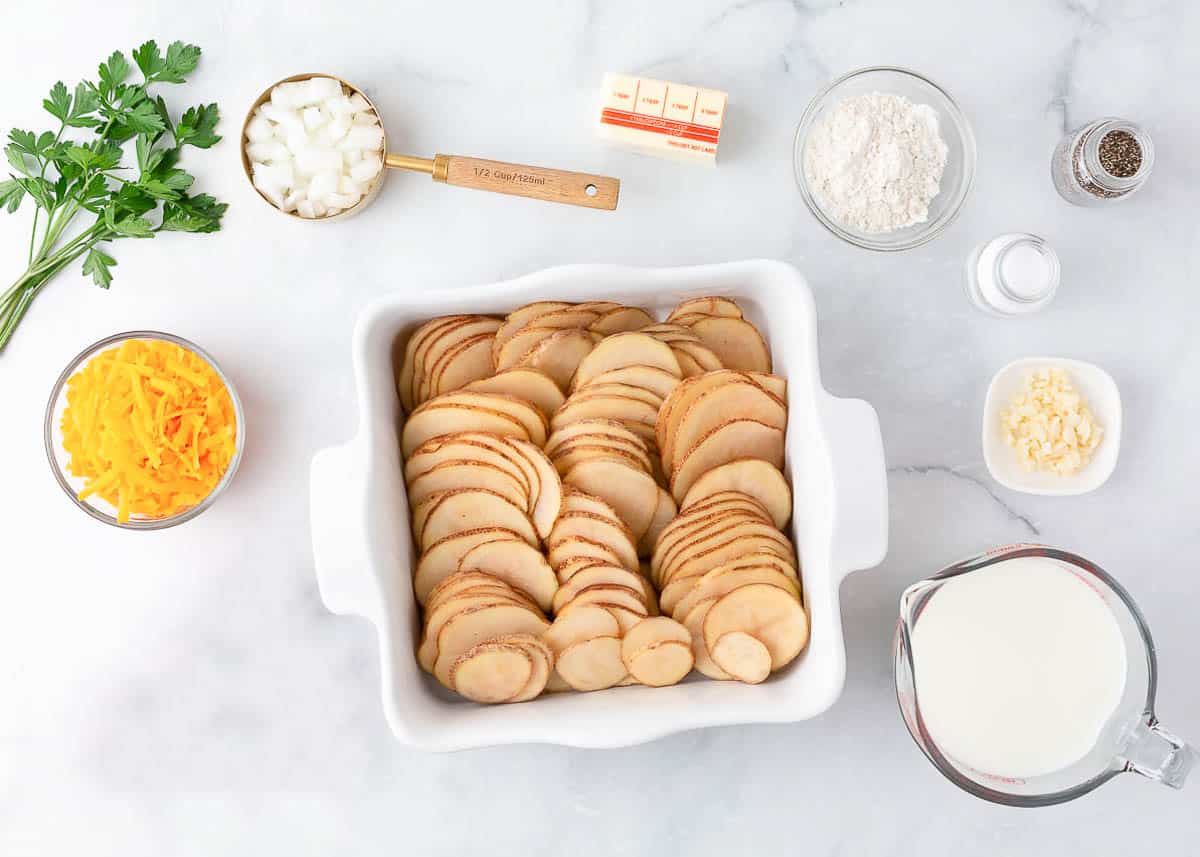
left=1121, top=718, right=1197, bottom=789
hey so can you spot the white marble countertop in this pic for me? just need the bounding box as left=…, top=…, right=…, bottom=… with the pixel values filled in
left=1, top=0, right=1198, bottom=853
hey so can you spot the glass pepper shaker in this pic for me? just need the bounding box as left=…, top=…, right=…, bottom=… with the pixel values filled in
left=1051, top=118, right=1154, bottom=206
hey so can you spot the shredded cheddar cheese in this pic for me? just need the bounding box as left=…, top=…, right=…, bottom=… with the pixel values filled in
left=60, top=339, right=238, bottom=522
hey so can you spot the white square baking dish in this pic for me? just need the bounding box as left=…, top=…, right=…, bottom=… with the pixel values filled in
left=310, top=260, right=888, bottom=750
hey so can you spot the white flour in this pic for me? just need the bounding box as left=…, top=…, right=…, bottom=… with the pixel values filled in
left=803, top=92, right=948, bottom=233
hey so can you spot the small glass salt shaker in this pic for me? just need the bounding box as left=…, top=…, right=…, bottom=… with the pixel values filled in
left=965, top=233, right=1060, bottom=317
left=1051, top=118, right=1154, bottom=206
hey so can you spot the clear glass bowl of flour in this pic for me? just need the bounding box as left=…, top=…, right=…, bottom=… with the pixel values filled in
left=794, top=67, right=976, bottom=251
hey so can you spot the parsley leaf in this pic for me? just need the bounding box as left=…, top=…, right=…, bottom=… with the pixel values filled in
left=81, top=247, right=116, bottom=288
left=97, top=51, right=131, bottom=99
left=0, top=179, right=24, bottom=213
left=43, top=82, right=72, bottom=122
left=134, top=40, right=201, bottom=84
left=176, top=103, right=221, bottom=149
left=160, top=193, right=227, bottom=233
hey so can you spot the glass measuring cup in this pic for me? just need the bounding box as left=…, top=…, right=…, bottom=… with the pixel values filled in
left=894, top=544, right=1195, bottom=806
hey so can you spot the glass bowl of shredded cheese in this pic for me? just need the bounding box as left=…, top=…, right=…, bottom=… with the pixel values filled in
left=44, top=331, right=244, bottom=529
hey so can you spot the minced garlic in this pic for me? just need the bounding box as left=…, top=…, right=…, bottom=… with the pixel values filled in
left=1001, top=367, right=1102, bottom=476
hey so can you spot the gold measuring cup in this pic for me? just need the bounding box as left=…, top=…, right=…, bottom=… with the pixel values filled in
left=241, top=74, right=620, bottom=220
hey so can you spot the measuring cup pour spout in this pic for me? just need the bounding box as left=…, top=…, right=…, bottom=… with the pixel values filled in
left=1122, top=719, right=1197, bottom=789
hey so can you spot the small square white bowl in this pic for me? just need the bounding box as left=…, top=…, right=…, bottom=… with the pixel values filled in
left=983, top=357, right=1122, bottom=496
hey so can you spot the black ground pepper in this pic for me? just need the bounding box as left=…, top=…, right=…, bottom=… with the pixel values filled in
left=1098, top=130, right=1143, bottom=178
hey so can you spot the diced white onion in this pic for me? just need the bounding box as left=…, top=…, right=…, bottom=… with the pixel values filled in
left=246, top=76, right=386, bottom=217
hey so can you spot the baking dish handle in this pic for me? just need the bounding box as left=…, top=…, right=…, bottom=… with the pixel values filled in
left=824, top=395, right=889, bottom=578
left=310, top=440, right=380, bottom=621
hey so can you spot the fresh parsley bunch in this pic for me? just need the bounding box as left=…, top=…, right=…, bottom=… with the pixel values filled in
left=0, top=40, right=227, bottom=353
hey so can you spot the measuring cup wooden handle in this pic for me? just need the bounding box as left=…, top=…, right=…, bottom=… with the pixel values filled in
left=433, top=155, right=619, bottom=210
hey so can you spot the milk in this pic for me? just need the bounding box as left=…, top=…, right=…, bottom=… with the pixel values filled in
left=911, top=556, right=1127, bottom=778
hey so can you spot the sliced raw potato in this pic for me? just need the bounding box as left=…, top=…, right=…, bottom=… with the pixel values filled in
left=524, top=307, right=601, bottom=330
left=681, top=459, right=792, bottom=528
left=405, top=433, right=532, bottom=496
left=709, top=631, right=771, bottom=684
left=672, top=349, right=704, bottom=377
left=589, top=306, right=654, bottom=334
left=502, top=437, right=562, bottom=540
left=666, top=559, right=801, bottom=619
left=669, top=381, right=786, bottom=476
left=561, top=487, right=634, bottom=529
left=458, top=538, right=558, bottom=612
left=546, top=418, right=649, bottom=458
left=425, top=569, right=513, bottom=610
left=657, top=371, right=764, bottom=469
left=581, top=365, right=680, bottom=400
left=509, top=635, right=554, bottom=702
left=421, top=391, right=547, bottom=447
left=555, top=557, right=613, bottom=583
left=570, top=382, right=663, bottom=409
left=416, top=317, right=503, bottom=405
left=496, top=314, right=597, bottom=371
left=687, top=317, right=772, bottom=373
left=621, top=615, right=690, bottom=653
left=414, top=488, right=537, bottom=549
left=682, top=597, right=729, bottom=680
left=428, top=332, right=496, bottom=399
left=434, top=602, right=550, bottom=687
left=602, top=603, right=650, bottom=634
left=401, top=403, right=527, bottom=458
left=702, top=583, right=809, bottom=672
left=654, top=513, right=785, bottom=583
left=407, top=315, right=488, bottom=410
left=574, top=301, right=622, bottom=314
left=564, top=457, right=660, bottom=543
left=465, top=368, right=565, bottom=418
left=518, top=328, right=600, bottom=389
left=561, top=584, right=649, bottom=617
left=551, top=442, right=652, bottom=478
left=639, top=488, right=677, bottom=557
left=419, top=592, right=529, bottom=672
left=552, top=565, right=653, bottom=613
left=555, top=636, right=626, bottom=691
left=674, top=489, right=773, bottom=520
left=623, top=640, right=694, bottom=687
left=493, top=301, right=572, bottom=362
left=414, top=527, right=532, bottom=604
left=666, top=312, right=710, bottom=326
left=407, top=460, right=528, bottom=510
left=399, top=315, right=472, bottom=413
left=542, top=604, right=620, bottom=654
left=660, top=525, right=794, bottom=589
left=450, top=640, right=533, bottom=702
left=549, top=512, right=639, bottom=572
left=673, top=340, right=723, bottom=372
left=748, top=372, right=786, bottom=402
left=651, top=508, right=772, bottom=580
left=552, top=394, right=661, bottom=437
left=668, top=296, right=744, bottom=320
left=547, top=535, right=625, bottom=572
left=572, top=333, right=682, bottom=390
left=670, top=419, right=785, bottom=502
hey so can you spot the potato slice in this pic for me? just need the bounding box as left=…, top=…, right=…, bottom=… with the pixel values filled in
left=414, top=488, right=537, bottom=549
left=502, top=437, right=562, bottom=540
left=668, top=296, right=743, bottom=320
left=639, top=488, right=677, bottom=558
left=589, top=306, right=655, bottom=334
left=748, top=372, right=786, bottom=401
left=672, top=349, right=704, bottom=378
left=547, top=418, right=649, bottom=454
left=570, top=382, right=664, bottom=409
left=427, top=332, right=497, bottom=400
left=580, top=365, right=681, bottom=400
left=623, top=640, right=694, bottom=687
left=434, top=603, right=550, bottom=687
left=405, top=433, right=533, bottom=497
left=496, top=315, right=597, bottom=371
left=399, top=315, right=473, bottom=413
left=552, top=565, right=653, bottom=613
left=518, top=328, right=601, bottom=389
left=666, top=559, right=801, bottom=619
left=681, top=459, right=792, bottom=529
left=449, top=640, right=534, bottom=702
left=672, top=340, right=723, bottom=373
left=425, top=569, right=536, bottom=613
left=670, top=419, right=785, bottom=502
left=668, top=382, right=787, bottom=477
left=653, top=509, right=775, bottom=579
left=554, top=557, right=612, bottom=583
left=564, top=457, right=660, bottom=543
left=549, top=512, right=639, bottom=573
left=407, top=315, right=492, bottom=410
left=681, top=597, right=730, bottom=680
left=465, top=368, right=565, bottom=418
left=547, top=535, right=624, bottom=572
left=493, top=301, right=573, bottom=362
left=702, top=583, right=809, bottom=672
left=458, top=538, right=558, bottom=612
left=659, top=525, right=794, bottom=589
left=657, top=371, right=763, bottom=470
left=709, top=632, right=771, bottom=684
left=422, top=391, right=547, bottom=447
left=415, top=317, right=504, bottom=405
left=621, top=615, right=690, bottom=652
left=551, top=394, right=660, bottom=436
left=418, top=592, right=530, bottom=672
left=562, top=584, right=649, bottom=617
left=561, top=487, right=632, bottom=526
left=509, top=634, right=554, bottom=703
left=543, top=604, right=621, bottom=654
left=687, top=317, right=772, bottom=373
left=406, top=460, right=528, bottom=510
left=675, top=489, right=773, bottom=518
left=551, top=442, right=652, bottom=479
left=414, top=527, right=533, bottom=604
left=555, top=636, right=626, bottom=691
left=401, top=404, right=528, bottom=458
left=572, top=333, right=682, bottom=389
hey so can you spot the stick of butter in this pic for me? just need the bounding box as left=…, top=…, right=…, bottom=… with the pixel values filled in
left=596, top=73, right=727, bottom=165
